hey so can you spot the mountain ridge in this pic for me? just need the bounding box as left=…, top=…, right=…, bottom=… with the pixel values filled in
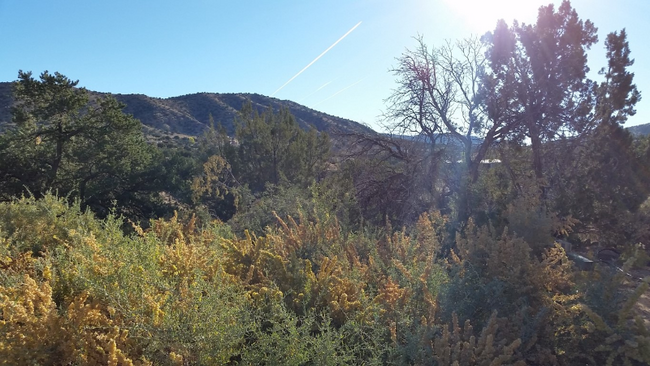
left=1, top=81, right=648, bottom=138
left=0, top=81, right=375, bottom=136
left=628, top=123, right=650, bottom=136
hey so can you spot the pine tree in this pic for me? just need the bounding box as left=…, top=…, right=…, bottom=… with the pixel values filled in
left=0, top=71, right=159, bottom=217
left=234, top=101, right=329, bottom=192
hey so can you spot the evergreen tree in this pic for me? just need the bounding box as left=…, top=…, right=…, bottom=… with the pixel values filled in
left=595, top=29, right=641, bottom=126
left=484, top=0, right=598, bottom=182
left=0, top=71, right=160, bottom=217
left=234, top=101, right=329, bottom=193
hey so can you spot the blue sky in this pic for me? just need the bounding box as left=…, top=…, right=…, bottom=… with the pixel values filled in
left=1, top=0, right=648, bottom=132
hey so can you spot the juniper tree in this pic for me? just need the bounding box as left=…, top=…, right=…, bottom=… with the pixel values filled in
left=0, top=71, right=160, bottom=217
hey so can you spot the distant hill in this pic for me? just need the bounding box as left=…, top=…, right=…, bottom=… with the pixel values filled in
left=0, top=82, right=375, bottom=136
left=0, top=83, right=12, bottom=128
left=627, top=123, right=650, bottom=136
left=3, top=80, right=646, bottom=139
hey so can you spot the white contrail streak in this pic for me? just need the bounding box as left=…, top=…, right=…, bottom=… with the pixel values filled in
left=298, top=81, right=332, bottom=102
left=314, top=81, right=332, bottom=92
left=271, top=21, right=362, bottom=97
left=314, top=78, right=364, bottom=106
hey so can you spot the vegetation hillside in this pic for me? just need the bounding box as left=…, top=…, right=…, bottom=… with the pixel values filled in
left=0, top=82, right=12, bottom=131
left=0, top=81, right=375, bottom=136
left=1, top=2, right=650, bottom=365
left=629, top=122, right=650, bottom=136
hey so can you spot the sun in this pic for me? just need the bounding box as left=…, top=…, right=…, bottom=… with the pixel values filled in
left=442, top=0, right=553, bottom=33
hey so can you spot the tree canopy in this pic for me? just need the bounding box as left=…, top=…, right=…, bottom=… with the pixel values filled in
left=0, top=71, right=160, bottom=217
left=233, top=101, right=330, bottom=192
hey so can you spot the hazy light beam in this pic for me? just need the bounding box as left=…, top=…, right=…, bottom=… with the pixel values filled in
left=314, top=78, right=364, bottom=106
left=271, top=21, right=362, bottom=96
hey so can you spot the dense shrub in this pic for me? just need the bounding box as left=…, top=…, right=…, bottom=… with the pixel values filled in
left=1, top=194, right=649, bottom=365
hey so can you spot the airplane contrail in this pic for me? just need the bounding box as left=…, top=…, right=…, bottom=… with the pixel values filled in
left=314, top=78, right=364, bottom=106
left=271, top=21, right=362, bottom=97
left=298, top=81, right=332, bottom=102
left=314, top=81, right=332, bottom=92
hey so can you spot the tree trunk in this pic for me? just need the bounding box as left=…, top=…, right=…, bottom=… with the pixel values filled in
left=527, top=117, right=544, bottom=181
left=47, top=122, right=65, bottom=190
left=455, top=138, right=473, bottom=225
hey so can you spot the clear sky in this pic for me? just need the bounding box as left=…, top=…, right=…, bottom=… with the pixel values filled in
left=1, top=0, right=648, bottom=132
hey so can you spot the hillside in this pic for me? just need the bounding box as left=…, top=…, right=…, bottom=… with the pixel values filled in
left=3, top=80, right=647, bottom=139
left=628, top=122, right=650, bottom=136
left=0, top=83, right=12, bottom=130
left=0, top=82, right=375, bottom=136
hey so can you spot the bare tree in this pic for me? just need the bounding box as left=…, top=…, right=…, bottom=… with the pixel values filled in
left=384, top=36, right=509, bottom=222
left=333, top=130, right=441, bottom=226
left=384, top=36, right=510, bottom=181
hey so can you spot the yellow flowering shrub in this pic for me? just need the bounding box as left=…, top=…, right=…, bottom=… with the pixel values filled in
left=0, top=195, right=250, bottom=364
left=3, top=190, right=646, bottom=364
left=432, top=311, right=525, bottom=366
left=0, top=195, right=101, bottom=256
left=0, top=275, right=147, bottom=365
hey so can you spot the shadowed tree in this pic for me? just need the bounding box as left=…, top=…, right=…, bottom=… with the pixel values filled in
left=545, top=28, right=644, bottom=245
left=594, top=29, right=641, bottom=127
left=384, top=36, right=509, bottom=222
left=234, top=101, right=329, bottom=193
left=483, top=1, right=598, bottom=184
left=0, top=71, right=160, bottom=218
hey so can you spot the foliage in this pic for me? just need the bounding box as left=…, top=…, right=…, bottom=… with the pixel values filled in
left=0, top=276, right=146, bottom=366
left=483, top=0, right=640, bottom=196
left=234, top=101, right=330, bottom=193
left=549, top=124, right=650, bottom=247
left=483, top=0, right=598, bottom=182
left=1, top=190, right=650, bottom=364
left=0, top=195, right=249, bottom=364
left=228, top=184, right=312, bottom=235
left=335, top=133, right=442, bottom=227
left=432, top=311, right=525, bottom=366
left=190, top=154, right=240, bottom=220
left=0, top=71, right=162, bottom=220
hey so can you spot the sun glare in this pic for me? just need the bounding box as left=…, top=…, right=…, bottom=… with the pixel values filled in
left=443, top=0, right=549, bottom=33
